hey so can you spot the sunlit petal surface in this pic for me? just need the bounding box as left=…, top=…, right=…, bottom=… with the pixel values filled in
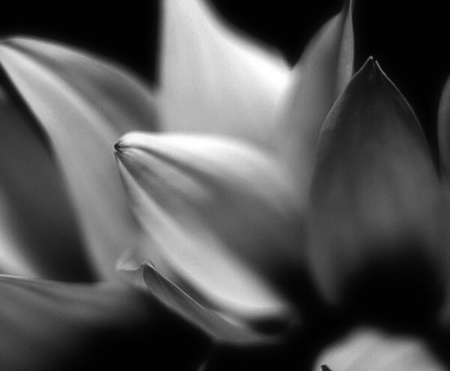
left=0, top=38, right=158, bottom=280
left=276, top=0, right=354, bottom=206
left=313, top=328, right=445, bottom=371
left=308, top=59, right=446, bottom=322
left=158, top=0, right=290, bottom=147
left=118, top=253, right=291, bottom=344
left=0, top=86, right=94, bottom=281
left=0, top=275, right=209, bottom=370
left=115, top=132, right=302, bottom=327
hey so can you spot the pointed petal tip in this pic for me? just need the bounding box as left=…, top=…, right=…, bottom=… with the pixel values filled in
left=114, top=141, right=123, bottom=153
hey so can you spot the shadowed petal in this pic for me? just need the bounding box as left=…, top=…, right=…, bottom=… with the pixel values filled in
left=118, top=254, right=292, bottom=344
left=438, top=75, right=450, bottom=182
left=0, top=276, right=209, bottom=370
left=0, top=38, right=158, bottom=280
left=0, top=86, right=95, bottom=281
left=308, top=59, right=446, bottom=322
left=158, top=0, right=290, bottom=147
left=115, top=132, right=301, bottom=327
left=313, top=328, right=446, bottom=371
left=276, top=0, right=354, bottom=206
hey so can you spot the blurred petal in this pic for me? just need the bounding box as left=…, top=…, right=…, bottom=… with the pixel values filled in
left=313, top=327, right=445, bottom=371
left=276, top=0, right=354, bottom=206
left=118, top=254, right=290, bottom=344
left=0, top=85, right=94, bottom=281
left=308, top=59, right=446, bottom=321
left=158, top=0, right=290, bottom=146
left=438, top=74, right=450, bottom=182
left=0, top=38, right=158, bottom=279
left=115, top=132, right=301, bottom=326
left=0, top=276, right=209, bottom=370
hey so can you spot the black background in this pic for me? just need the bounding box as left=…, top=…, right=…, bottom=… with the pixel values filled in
left=0, top=0, right=448, bottom=162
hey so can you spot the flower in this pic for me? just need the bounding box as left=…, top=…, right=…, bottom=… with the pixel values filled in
left=1, top=0, right=450, bottom=370
left=114, top=0, right=450, bottom=370
left=0, top=13, right=209, bottom=371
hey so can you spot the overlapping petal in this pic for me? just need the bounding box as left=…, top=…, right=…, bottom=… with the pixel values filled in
left=436, top=75, right=450, bottom=324
left=308, top=59, right=446, bottom=320
left=0, top=275, right=209, bottom=370
left=118, top=253, right=289, bottom=345
left=314, top=327, right=445, bottom=371
left=276, top=0, right=355, bottom=205
left=115, top=132, right=302, bottom=335
left=158, top=0, right=290, bottom=147
left=438, top=75, right=450, bottom=183
left=0, top=38, right=158, bottom=279
left=0, top=85, right=94, bottom=281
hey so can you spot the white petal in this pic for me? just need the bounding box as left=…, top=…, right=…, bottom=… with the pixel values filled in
left=158, top=0, right=290, bottom=147
left=275, top=0, right=354, bottom=206
left=314, top=327, right=446, bottom=371
left=0, top=38, right=158, bottom=279
left=115, top=132, right=302, bottom=324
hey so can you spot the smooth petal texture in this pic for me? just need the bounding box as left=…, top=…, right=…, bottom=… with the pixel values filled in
left=0, top=85, right=95, bottom=281
left=0, top=38, right=158, bottom=279
left=313, top=328, right=445, bottom=371
left=438, top=74, right=450, bottom=182
left=115, top=132, right=302, bottom=326
left=0, top=276, right=210, bottom=370
left=158, top=0, right=290, bottom=147
left=275, top=0, right=354, bottom=206
left=118, top=254, right=290, bottom=344
left=308, top=59, right=446, bottom=320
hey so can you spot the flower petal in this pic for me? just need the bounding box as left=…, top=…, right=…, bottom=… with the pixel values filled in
left=118, top=253, right=290, bottom=344
left=433, top=75, right=450, bottom=327
left=438, top=75, right=450, bottom=182
left=313, top=327, right=446, bottom=371
left=0, top=85, right=95, bottom=281
left=308, top=59, right=446, bottom=321
left=115, top=132, right=301, bottom=327
left=0, top=275, right=209, bottom=370
left=0, top=38, right=158, bottom=279
left=276, top=0, right=354, bottom=205
left=158, top=0, right=290, bottom=147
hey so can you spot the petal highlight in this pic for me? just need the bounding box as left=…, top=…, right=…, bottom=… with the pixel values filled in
left=115, top=132, right=301, bottom=326
left=0, top=38, right=158, bottom=280
left=158, top=0, right=290, bottom=147
left=275, top=0, right=355, bottom=206
left=118, top=254, right=291, bottom=344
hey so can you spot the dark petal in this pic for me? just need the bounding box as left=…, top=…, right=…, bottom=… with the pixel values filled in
left=0, top=276, right=210, bottom=370
left=308, top=59, right=446, bottom=324
left=0, top=38, right=158, bottom=279
left=118, top=254, right=295, bottom=345
left=0, top=84, right=95, bottom=281
left=275, top=0, right=354, bottom=207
